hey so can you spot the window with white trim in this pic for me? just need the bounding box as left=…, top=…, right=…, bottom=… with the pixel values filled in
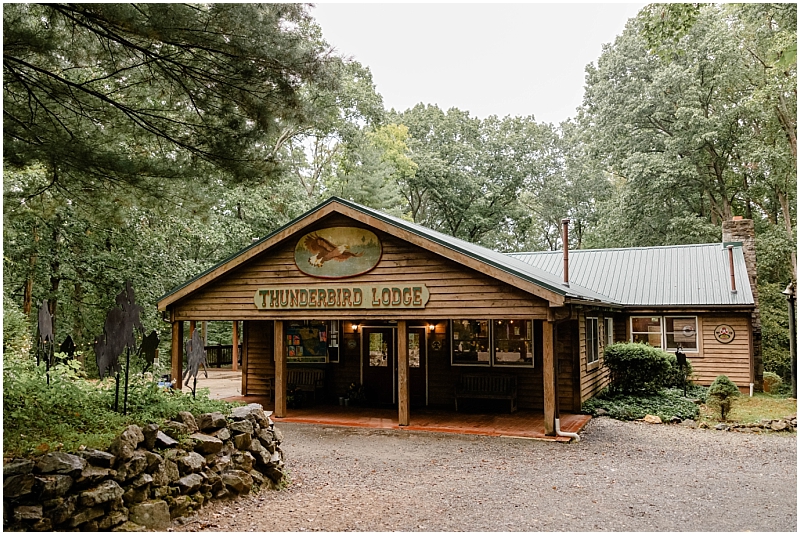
left=604, top=317, right=614, bottom=346
left=586, top=317, right=599, bottom=365
left=630, top=316, right=698, bottom=352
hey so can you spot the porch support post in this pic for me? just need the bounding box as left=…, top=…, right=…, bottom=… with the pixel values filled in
left=543, top=319, right=557, bottom=436
left=232, top=321, right=239, bottom=371
left=274, top=320, right=287, bottom=418
left=171, top=320, right=184, bottom=390
left=398, top=320, right=409, bottom=426
left=189, top=320, right=196, bottom=338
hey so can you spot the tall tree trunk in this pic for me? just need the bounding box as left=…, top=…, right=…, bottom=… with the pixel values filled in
left=777, top=190, right=797, bottom=282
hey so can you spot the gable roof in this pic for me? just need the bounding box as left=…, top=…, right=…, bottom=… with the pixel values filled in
left=157, top=197, right=617, bottom=310
left=509, top=243, right=754, bottom=307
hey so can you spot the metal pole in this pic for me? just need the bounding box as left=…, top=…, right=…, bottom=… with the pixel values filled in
left=786, top=284, right=797, bottom=399
left=123, top=347, right=130, bottom=415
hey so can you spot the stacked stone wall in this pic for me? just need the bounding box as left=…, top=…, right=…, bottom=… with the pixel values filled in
left=3, top=403, right=285, bottom=531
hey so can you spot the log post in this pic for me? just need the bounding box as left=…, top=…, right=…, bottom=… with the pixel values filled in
left=171, top=320, right=184, bottom=390
left=274, top=320, right=286, bottom=417
left=232, top=321, right=239, bottom=371
left=397, top=320, right=409, bottom=426
left=543, top=319, right=556, bottom=436
left=189, top=320, right=196, bottom=338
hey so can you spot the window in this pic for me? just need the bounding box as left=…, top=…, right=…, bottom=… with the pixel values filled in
left=604, top=317, right=614, bottom=346
left=586, top=317, right=599, bottom=365
left=631, top=316, right=662, bottom=347
left=665, top=317, right=698, bottom=351
left=630, top=316, right=698, bottom=353
left=492, top=320, right=533, bottom=367
left=408, top=332, right=421, bottom=368
left=451, top=320, right=490, bottom=365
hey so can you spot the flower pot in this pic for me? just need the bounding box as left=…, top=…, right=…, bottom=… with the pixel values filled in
left=344, top=398, right=350, bottom=407
left=339, top=397, right=345, bottom=406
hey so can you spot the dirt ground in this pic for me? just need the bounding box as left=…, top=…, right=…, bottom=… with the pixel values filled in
left=173, top=417, right=797, bottom=532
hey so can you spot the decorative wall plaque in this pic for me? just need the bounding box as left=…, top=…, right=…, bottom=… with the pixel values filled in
left=294, top=227, right=382, bottom=279
left=713, top=324, right=735, bottom=344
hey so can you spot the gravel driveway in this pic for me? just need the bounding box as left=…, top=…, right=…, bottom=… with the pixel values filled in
left=179, top=418, right=796, bottom=532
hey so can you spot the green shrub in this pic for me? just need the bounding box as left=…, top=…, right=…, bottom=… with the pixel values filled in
left=763, top=347, right=792, bottom=382
left=662, top=352, right=695, bottom=389
left=707, top=375, right=741, bottom=420
left=3, top=356, right=237, bottom=458
left=582, top=387, right=701, bottom=421
left=762, top=371, right=783, bottom=393
left=604, top=342, right=673, bottom=394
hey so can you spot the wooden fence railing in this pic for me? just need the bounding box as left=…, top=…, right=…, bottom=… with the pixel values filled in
left=204, top=344, right=242, bottom=368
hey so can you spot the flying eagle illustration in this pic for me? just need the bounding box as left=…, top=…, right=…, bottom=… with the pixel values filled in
left=304, top=233, right=363, bottom=267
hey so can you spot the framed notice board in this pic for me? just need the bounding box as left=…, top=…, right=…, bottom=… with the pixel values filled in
left=286, top=321, right=328, bottom=363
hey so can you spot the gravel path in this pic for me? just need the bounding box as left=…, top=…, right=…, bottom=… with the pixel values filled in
left=177, top=418, right=796, bottom=532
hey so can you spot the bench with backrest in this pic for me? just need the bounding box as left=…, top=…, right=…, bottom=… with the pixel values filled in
left=287, top=367, right=325, bottom=401
left=454, top=373, right=517, bottom=413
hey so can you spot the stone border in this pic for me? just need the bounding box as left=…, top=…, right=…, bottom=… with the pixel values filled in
left=3, top=403, right=285, bottom=531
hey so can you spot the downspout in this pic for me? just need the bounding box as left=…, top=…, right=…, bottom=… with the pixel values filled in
left=555, top=418, right=580, bottom=442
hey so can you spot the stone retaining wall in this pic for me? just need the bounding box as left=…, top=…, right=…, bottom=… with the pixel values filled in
left=3, top=403, right=285, bottom=531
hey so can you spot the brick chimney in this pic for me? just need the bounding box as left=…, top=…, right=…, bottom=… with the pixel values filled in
left=722, top=217, right=762, bottom=390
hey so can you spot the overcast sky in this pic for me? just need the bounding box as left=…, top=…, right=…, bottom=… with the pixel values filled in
left=311, top=2, right=647, bottom=125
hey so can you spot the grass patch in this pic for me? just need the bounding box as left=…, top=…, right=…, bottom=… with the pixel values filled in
left=699, top=393, right=797, bottom=424
left=3, top=357, right=239, bottom=458
left=582, top=386, right=704, bottom=421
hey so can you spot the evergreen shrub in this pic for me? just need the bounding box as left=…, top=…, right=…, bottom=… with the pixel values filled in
left=762, top=371, right=783, bottom=393
left=707, top=375, right=741, bottom=420
left=604, top=342, right=673, bottom=394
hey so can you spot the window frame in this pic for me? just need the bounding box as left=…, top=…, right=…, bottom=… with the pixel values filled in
left=604, top=317, right=614, bottom=347
left=629, top=315, right=699, bottom=354
left=449, top=319, right=535, bottom=368
left=450, top=319, right=491, bottom=367
left=491, top=319, right=534, bottom=368
left=586, top=316, right=600, bottom=368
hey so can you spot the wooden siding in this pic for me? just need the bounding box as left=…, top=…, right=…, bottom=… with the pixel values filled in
left=579, top=311, right=611, bottom=403
left=243, top=321, right=275, bottom=397
left=692, top=314, right=752, bottom=387
left=169, top=214, right=550, bottom=321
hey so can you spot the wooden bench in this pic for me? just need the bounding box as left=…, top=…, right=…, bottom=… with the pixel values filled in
left=454, top=374, right=517, bottom=413
left=287, top=368, right=325, bottom=402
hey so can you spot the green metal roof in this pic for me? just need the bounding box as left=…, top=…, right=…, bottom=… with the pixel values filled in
left=509, top=244, right=755, bottom=307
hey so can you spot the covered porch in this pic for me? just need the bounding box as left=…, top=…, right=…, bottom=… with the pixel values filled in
left=222, top=395, right=590, bottom=441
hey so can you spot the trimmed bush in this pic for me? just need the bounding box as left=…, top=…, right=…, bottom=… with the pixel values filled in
left=707, top=375, right=741, bottom=420
left=604, top=342, right=673, bottom=394
left=663, top=352, right=694, bottom=389
left=762, top=371, right=783, bottom=393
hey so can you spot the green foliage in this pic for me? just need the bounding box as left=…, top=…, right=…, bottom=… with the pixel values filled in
left=582, top=387, right=703, bottom=421
left=762, top=371, right=783, bottom=393
left=3, top=293, right=31, bottom=359
left=707, top=375, right=742, bottom=420
left=3, top=356, right=236, bottom=458
left=663, top=352, right=695, bottom=389
left=604, top=342, right=674, bottom=394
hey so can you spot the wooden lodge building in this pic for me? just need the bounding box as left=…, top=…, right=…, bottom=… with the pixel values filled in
left=157, top=198, right=762, bottom=436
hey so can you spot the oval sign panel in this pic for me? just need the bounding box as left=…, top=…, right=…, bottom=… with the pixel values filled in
left=294, top=227, right=382, bottom=279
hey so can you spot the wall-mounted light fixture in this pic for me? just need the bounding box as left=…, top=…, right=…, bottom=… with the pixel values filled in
left=351, top=323, right=359, bottom=332
left=428, top=323, right=435, bottom=332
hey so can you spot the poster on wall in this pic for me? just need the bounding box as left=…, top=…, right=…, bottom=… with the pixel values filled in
left=286, top=321, right=328, bottom=363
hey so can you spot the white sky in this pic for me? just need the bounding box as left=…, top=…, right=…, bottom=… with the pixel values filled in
left=311, top=2, right=647, bottom=125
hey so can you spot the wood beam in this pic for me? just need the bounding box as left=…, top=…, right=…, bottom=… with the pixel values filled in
left=543, top=320, right=556, bottom=436
left=397, top=320, right=409, bottom=426
left=274, top=320, right=287, bottom=418
left=232, top=321, right=239, bottom=372
left=241, top=322, right=248, bottom=395
left=189, top=320, right=196, bottom=338
left=171, top=320, right=184, bottom=390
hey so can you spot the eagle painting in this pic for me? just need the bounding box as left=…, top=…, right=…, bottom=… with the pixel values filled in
left=304, top=233, right=364, bottom=268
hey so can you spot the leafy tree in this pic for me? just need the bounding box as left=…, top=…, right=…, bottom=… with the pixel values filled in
left=4, top=3, right=337, bottom=186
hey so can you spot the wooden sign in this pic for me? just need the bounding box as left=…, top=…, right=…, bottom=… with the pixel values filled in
left=294, top=227, right=382, bottom=279
left=254, top=284, right=430, bottom=310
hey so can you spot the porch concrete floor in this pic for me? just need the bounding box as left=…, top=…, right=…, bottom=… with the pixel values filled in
left=223, top=395, right=591, bottom=441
